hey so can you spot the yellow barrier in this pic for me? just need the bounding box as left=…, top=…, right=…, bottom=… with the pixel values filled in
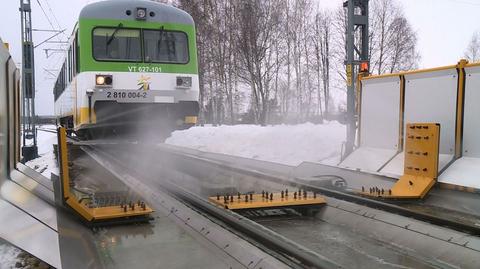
left=360, top=123, right=440, bottom=199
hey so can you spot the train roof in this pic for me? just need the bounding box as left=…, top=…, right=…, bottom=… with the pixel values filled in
left=79, top=0, right=194, bottom=25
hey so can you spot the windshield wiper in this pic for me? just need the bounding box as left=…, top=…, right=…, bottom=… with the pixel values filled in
left=107, top=23, right=123, bottom=46
left=156, top=26, right=165, bottom=59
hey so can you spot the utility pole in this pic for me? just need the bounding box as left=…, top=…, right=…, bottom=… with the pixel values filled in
left=20, top=0, right=38, bottom=162
left=343, top=0, right=369, bottom=157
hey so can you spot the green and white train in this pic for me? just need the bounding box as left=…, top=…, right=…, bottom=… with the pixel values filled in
left=54, top=0, right=199, bottom=138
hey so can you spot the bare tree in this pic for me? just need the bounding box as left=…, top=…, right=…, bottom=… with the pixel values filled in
left=178, top=0, right=420, bottom=125
left=312, top=10, right=332, bottom=119
left=465, top=31, right=480, bottom=63
left=370, top=0, right=419, bottom=74
left=386, top=16, right=419, bottom=73
left=235, top=0, right=283, bottom=124
left=178, top=0, right=211, bottom=123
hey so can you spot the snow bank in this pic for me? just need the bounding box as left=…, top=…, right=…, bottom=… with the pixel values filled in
left=25, top=125, right=58, bottom=178
left=0, top=243, right=21, bottom=268
left=166, top=122, right=346, bottom=166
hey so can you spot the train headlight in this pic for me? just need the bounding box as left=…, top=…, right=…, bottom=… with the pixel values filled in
left=176, top=76, right=192, bottom=88
left=136, top=7, right=147, bottom=20
left=96, top=75, right=113, bottom=86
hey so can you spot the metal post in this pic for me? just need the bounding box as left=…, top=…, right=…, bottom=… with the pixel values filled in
left=343, top=0, right=369, bottom=157
left=19, top=0, right=38, bottom=162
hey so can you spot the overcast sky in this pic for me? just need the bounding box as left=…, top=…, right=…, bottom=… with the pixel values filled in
left=1, top=0, right=479, bottom=115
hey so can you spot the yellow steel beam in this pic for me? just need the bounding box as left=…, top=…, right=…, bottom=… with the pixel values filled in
left=209, top=191, right=326, bottom=210
left=360, top=123, right=440, bottom=199
left=58, top=126, right=71, bottom=200
left=398, top=76, right=406, bottom=151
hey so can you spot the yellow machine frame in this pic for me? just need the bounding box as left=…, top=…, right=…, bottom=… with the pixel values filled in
left=209, top=191, right=326, bottom=210
left=361, top=123, right=440, bottom=199
left=57, top=127, right=153, bottom=222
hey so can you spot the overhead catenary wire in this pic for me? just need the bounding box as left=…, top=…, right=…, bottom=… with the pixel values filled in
left=32, top=0, right=71, bottom=85
left=35, top=0, right=60, bottom=38
left=41, top=0, right=69, bottom=40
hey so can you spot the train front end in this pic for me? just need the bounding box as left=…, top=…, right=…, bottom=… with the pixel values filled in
left=76, top=0, right=199, bottom=138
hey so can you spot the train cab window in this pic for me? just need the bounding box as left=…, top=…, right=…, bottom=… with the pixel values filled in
left=92, top=28, right=141, bottom=61
left=143, top=30, right=189, bottom=64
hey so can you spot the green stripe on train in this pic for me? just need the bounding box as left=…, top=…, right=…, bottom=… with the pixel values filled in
left=78, top=18, right=198, bottom=74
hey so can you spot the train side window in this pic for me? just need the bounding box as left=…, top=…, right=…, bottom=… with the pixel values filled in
left=72, top=39, right=76, bottom=75
left=75, top=30, right=80, bottom=73
left=61, top=63, right=66, bottom=94
left=68, top=48, right=72, bottom=82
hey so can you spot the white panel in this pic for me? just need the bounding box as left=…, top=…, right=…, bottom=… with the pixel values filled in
left=340, top=76, right=400, bottom=172
left=462, top=65, right=480, bottom=158
left=403, top=69, right=458, bottom=155
left=439, top=65, right=480, bottom=189
left=340, top=147, right=397, bottom=172
left=380, top=152, right=454, bottom=178
left=360, top=76, right=401, bottom=149
left=440, top=157, right=480, bottom=189
left=380, top=68, right=458, bottom=178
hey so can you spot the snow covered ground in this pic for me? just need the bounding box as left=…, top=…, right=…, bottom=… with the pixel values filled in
left=0, top=241, right=21, bottom=269
left=25, top=123, right=347, bottom=176
left=166, top=122, right=346, bottom=166
left=25, top=126, right=58, bottom=178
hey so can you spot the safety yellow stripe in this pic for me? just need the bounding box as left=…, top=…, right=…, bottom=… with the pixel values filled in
left=77, top=107, right=97, bottom=127
left=465, top=61, right=480, bottom=68
left=58, top=127, right=71, bottom=199
left=398, top=76, right=406, bottom=151
left=362, top=62, right=462, bottom=81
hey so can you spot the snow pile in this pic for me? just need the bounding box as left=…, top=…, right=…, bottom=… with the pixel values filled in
left=25, top=126, right=58, bottom=178
left=0, top=243, right=21, bottom=268
left=166, top=122, right=346, bottom=166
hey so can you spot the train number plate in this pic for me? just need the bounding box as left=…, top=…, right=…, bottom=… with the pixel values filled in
left=96, top=90, right=154, bottom=103
left=106, top=91, right=148, bottom=100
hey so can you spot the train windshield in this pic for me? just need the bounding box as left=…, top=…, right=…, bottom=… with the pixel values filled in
left=93, top=28, right=141, bottom=61
left=143, top=30, right=189, bottom=64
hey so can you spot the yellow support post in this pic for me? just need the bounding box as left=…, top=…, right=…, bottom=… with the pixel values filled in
left=455, top=59, right=468, bottom=158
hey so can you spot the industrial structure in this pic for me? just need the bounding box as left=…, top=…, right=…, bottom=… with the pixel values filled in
left=344, top=0, right=370, bottom=156
left=19, top=0, right=38, bottom=161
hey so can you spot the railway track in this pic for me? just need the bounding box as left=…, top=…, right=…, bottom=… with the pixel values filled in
left=96, top=141, right=480, bottom=236
left=70, top=140, right=480, bottom=268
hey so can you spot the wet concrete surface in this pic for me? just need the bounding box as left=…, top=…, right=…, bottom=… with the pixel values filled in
left=260, top=217, right=437, bottom=269
left=57, top=209, right=240, bottom=269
